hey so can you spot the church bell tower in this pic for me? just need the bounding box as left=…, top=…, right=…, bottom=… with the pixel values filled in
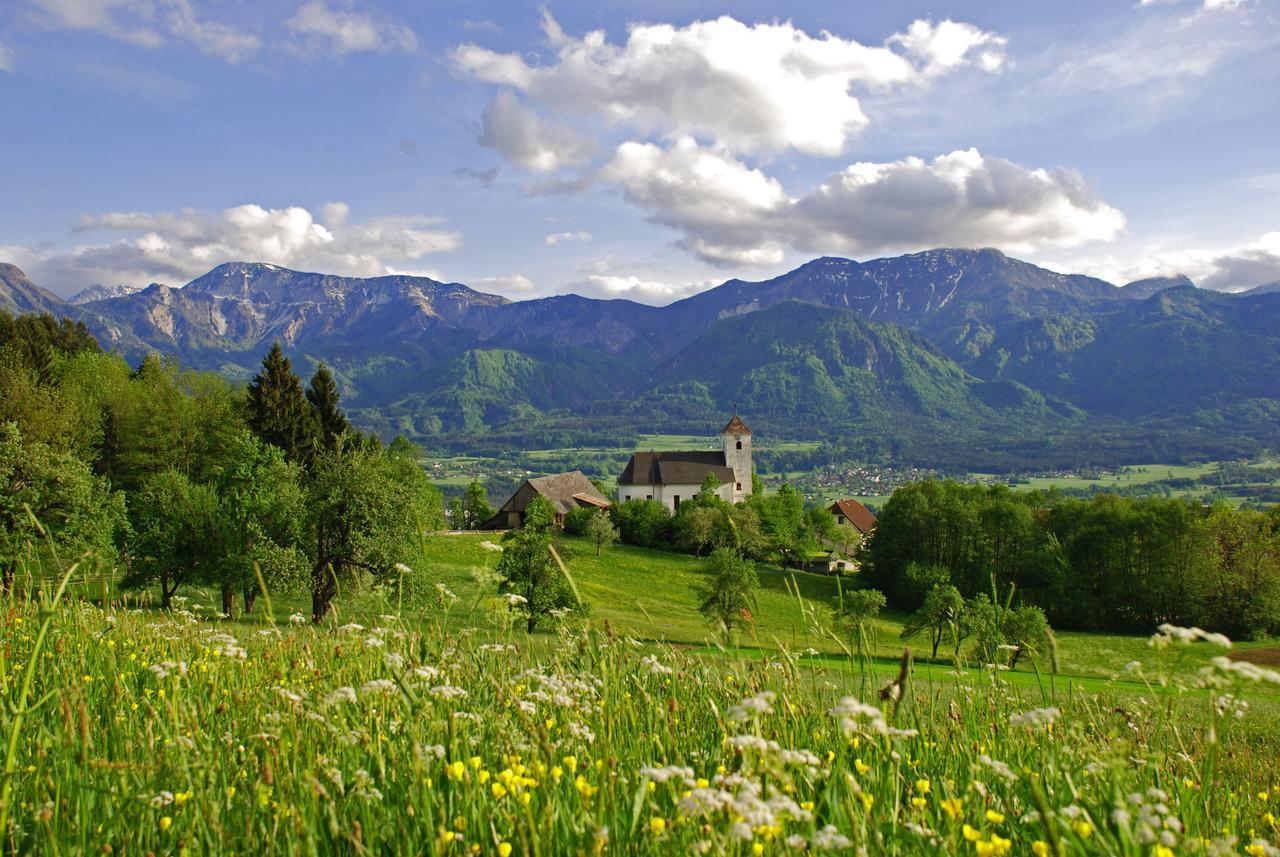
left=719, top=415, right=753, bottom=503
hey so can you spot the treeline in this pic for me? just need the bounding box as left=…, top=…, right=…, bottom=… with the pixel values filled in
left=0, top=311, right=443, bottom=620
left=862, top=480, right=1280, bottom=639
left=598, top=477, right=861, bottom=567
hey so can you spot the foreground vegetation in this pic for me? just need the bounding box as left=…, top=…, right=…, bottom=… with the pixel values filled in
left=3, top=567, right=1280, bottom=854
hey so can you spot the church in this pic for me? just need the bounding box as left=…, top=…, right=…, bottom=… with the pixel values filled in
left=616, top=416, right=753, bottom=510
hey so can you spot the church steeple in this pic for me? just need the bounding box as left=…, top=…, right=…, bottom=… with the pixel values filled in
left=719, top=415, right=752, bottom=503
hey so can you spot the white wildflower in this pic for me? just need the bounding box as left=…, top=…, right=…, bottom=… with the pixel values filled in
left=1009, top=707, right=1060, bottom=727
left=361, top=679, right=397, bottom=696
left=324, top=687, right=358, bottom=707
left=288, top=612, right=307, bottom=625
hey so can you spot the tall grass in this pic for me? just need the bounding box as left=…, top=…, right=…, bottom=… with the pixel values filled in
left=0, top=564, right=1278, bottom=854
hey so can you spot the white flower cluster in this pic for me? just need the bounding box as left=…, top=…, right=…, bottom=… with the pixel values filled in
left=727, top=691, right=776, bottom=722
left=1112, top=789, right=1184, bottom=850
left=1009, top=707, right=1060, bottom=727
left=1149, top=624, right=1232, bottom=650
left=639, top=765, right=695, bottom=784
left=639, top=654, right=673, bottom=676
left=200, top=630, right=247, bottom=658
left=830, top=696, right=917, bottom=737
left=1200, top=656, right=1280, bottom=686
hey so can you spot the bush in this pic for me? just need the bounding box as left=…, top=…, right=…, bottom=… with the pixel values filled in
left=563, top=506, right=595, bottom=536
left=613, top=499, right=672, bottom=549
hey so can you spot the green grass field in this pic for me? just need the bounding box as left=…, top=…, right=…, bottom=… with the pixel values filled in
left=5, top=534, right=1280, bottom=854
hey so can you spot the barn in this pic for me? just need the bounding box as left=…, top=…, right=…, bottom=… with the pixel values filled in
left=481, top=471, right=612, bottom=530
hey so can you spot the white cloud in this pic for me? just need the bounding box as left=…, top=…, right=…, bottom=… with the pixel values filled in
left=469, top=273, right=536, bottom=296
left=17, top=203, right=460, bottom=295
left=603, top=141, right=1124, bottom=267
left=544, top=231, right=592, bottom=246
left=27, top=0, right=259, bottom=62
left=0, top=41, right=13, bottom=71
left=478, top=91, right=596, bottom=171
left=454, top=13, right=1007, bottom=158
left=287, top=2, right=416, bottom=55
left=1073, top=231, right=1280, bottom=292
left=570, top=274, right=710, bottom=304
left=1053, top=0, right=1268, bottom=103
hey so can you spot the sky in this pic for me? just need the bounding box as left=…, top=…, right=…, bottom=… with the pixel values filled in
left=1, top=0, right=1278, bottom=303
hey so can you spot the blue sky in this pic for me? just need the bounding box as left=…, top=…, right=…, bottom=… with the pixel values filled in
left=1, top=0, right=1278, bottom=302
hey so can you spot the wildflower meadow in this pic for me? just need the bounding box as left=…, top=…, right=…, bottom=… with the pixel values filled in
left=2, top=558, right=1279, bottom=855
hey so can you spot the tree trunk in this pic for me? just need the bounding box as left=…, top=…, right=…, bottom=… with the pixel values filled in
left=311, top=560, right=335, bottom=624
left=526, top=613, right=536, bottom=633
left=1, top=564, right=13, bottom=594
left=220, top=584, right=234, bottom=619
left=161, top=569, right=172, bottom=610
left=242, top=587, right=256, bottom=614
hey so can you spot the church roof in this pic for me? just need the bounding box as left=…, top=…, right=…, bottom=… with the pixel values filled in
left=720, top=415, right=752, bottom=436
left=618, top=451, right=736, bottom=487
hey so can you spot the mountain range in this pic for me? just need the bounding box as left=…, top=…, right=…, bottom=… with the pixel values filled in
left=3, top=249, right=1279, bottom=469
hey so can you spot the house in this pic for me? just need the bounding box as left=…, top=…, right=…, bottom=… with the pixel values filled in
left=808, top=551, right=856, bottom=575
left=828, top=499, right=877, bottom=535
left=617, top=416, right=753, bottom=511
left=481, top=471, right=612, bottom=530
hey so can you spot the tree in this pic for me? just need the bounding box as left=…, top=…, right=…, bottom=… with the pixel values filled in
left=1001, top=604, right=1053, bottom=669
left=698, top=548, right=759, bottom=644
left=901, top=584, right=965, bottom=659
left=463, top=480, right=493, bottom=530
left=305, top=441, right=431, bottom=622
left=212, top=431, right=308, bottom=615
left=585, top=508, right=619, bottom=557
left=247, top=342, right=315, bottom=464
left=448, top=497, right=467, bottom=531
left=0, top=422, right=123, bottom=591
left=305, top=363, right=350, bottom=453
left=125, top=470, right=222, bottom=608
left=674, top=505, right=720, bottom=556
left=496, top=495, right=581, bottom=631
left=753, top=484, right=811, bottom=568
left=613, top=499, right=672, bottom=548
left=833, top=587, right=886, bottom=655
left=963, top=594, right=1003, bottom=666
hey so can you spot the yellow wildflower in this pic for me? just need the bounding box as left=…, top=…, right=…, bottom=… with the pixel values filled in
left=158, top=817, right=172, bottom=832
left=855, top=759, right=871, bottom=775
left=498, top=845, right=512, bottom=857
left=1032, top=842, right=1050, bottom=857
left=985, top=810, right=1005, bottom=824
left=650, top=817, right=666, bottom=836
left=1072, top=821, right=1092, bottom=838
left=915, top=779, right=931, bottom=795
left=912, top=797, right=927, bottom=810
left=941, top=797, right=963, bottom=820
left=963, top=825, right=982, bottom=842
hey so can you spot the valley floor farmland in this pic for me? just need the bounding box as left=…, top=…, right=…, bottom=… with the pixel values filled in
left=4, top=537, right=1280, bottom=854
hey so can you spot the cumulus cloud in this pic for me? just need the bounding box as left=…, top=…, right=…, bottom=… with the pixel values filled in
left=287, top=2, right=416, bottom=55
left=0, top=41, right=13, bottom=71
left=27, top=0, right=260, bottom=62
left=469, top=273, right=536, bottom=296
left=1076, top=231, right=1280, bottom=292
left=544, top=231, right=592, bottom=246
left=569, top=274, right=710, bottom=304
left=454, top=13, right=1007, bottom=158
left=17, top=203, right=461, bottom=295
left=478, top=91, right=596, bottom=171
left=603, top=141, right=1125, bottom=267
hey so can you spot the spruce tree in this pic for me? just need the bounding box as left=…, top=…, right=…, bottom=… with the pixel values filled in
left=246, top=342, right=315, bottom=463
left=305, top=362, right=350, bottom=453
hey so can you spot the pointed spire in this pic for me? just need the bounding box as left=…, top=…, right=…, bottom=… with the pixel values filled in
left=719, top=415, right=752, bottom=436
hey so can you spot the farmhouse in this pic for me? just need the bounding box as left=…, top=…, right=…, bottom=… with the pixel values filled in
left=481, top=471, right=611, bottom=530
left=828, top=499, right=877, bottom=535
left=617, top=416, right=753, bottom=511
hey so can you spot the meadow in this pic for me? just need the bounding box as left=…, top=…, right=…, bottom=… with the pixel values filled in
left=4, top=536, right=1280, bottom=855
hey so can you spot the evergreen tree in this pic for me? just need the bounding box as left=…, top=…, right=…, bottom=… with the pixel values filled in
left=246, top=342, right=315, bottom=463
left=462, top=480, right=493, bottom=529
left=305, top=363, right=350, bottom=453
